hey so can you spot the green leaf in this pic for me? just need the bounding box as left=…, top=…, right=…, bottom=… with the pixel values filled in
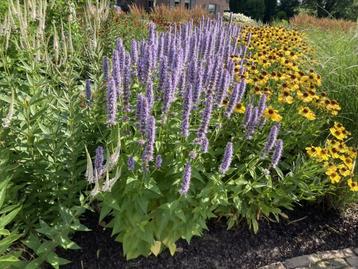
left=0, top=206, right=21, bottom=229
left=163, top=239, right=176, bottom=256
left=47, top=252, right=71, bottom=269
left=150, top=241, right=162, bottom=256
left=0, top=229, right=10, bottom=236
left=0, top=233, right=22, bottom=254
left=0, top=178, right=11, bottom=209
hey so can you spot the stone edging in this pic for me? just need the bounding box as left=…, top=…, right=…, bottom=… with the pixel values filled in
left=260, top=248, right=358, bottom=269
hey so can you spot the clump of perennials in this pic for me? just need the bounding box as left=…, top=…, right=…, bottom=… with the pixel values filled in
left=306, top=122, right=357, bottom=192
left=84, top=18, right=285, bottom=196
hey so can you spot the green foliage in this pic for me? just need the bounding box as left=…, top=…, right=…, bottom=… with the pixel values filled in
left=264, top=0, right=277, bottom=22
left=278, top=0, right=300, bottom=19
left=235, top=0, right=266, bottom=21
left=0, top=177, right=22, bottom=269
left=229, top=0, right=241, bottom=13
left=302, top=0, right=358, bottom=20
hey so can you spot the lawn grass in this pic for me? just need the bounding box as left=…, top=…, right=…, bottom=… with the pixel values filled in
left=305, top=27, right=358, bottom=146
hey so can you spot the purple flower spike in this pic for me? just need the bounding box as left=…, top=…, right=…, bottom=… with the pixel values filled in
left=219, top=142, right=233, bottom=174
left=246, top=107, right=258, bottom=139
left=94, top=146, right=104, bottom=180
left=130, top=40, right=138, bottom=67
left=225, top=83, right=240, bottom=118
left=155, top=155, right=162, bottom=169
left=243, top=104, right=253, bottom=127
left=272, top=139, right=283, bottom=168
left=258, top=94, right=267, bottom=118
left=262, top=125, right=279, bottom=156
left=144, top=115, right=156, bottom=162
left=127, top=156, right=135, bottom=171
left=106, top=78, right=117, bottom=126
left=197, top=94, right=214, bottom=139
left=237, top=79, right=247, bottom=103
left=200, top=136, right=209, bottom=153
left=181, top=85, right=193, bottom=138
left=179, top=162, right=192, bottom=195
left=85, top=79, right=91, bottom=104
left=146, top=78, right=154, bottom=109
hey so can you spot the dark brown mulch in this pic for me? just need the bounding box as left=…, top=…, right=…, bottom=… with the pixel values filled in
left=58, top=203, right=358, bottom=269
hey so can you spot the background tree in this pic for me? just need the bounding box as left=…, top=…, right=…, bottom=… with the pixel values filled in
left=229, top=0, right=241, bottom=13
left=264, top=0, right=277, bottom=22
left=232, top=0, right=266, bottom=21
left=302, top=0, right=358, bottom=20
left=278, top=0, right=300, bottom=19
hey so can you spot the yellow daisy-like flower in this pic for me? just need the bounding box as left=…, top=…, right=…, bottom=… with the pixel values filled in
left=278, top=89, right=294, bottom=104
left=339, top=155, right=354, bottom=170
left=306, top=146, right=318, bottom=158
left=337, top=164, right=351, bottom=177
left=325, top=164, right=337, bottom=176
left=297, top=91, right=313, bottom=103
left=329, top=127, right=348, bottom=141
left=298, top=106, right=316, bottom=120
left=347, top=178, right=358, bottom=192
left=328, top=146, right=342, bottom=159
left=234, top=103, right=246, bottom=114
left=316, top=148, right=330, bottom=161
left=328, top=172, right=341, bottom=184
left=264, top=106, right=282, bottom=122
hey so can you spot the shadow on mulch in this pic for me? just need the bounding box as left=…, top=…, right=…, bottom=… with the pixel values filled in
left=57, top=203, right=358, bottom=269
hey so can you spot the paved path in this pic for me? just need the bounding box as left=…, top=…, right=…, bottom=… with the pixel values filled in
left=260, top=248, right=358, bottom=269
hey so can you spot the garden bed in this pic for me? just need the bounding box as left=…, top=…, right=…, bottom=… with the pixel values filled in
left=58, top=203, right=357, bottom=269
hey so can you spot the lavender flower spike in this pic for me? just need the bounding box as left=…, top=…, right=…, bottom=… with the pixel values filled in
left=85, top=79, right=91, bottom=104
left=155, top=155, right=163, bottom=169
left=181, top=84, right=193, bottom=138
left=243, top=104, right=253, bottom=127
left=128, top=156, right=135, bottom=171
left=106, top=77, right=117, bottom=126
left=179, top=162, right=192, bottom=195
left=219, top=142, right=234, bottom=174
left=262, top=125, right=279, bottom=156
left=144, top=115, right=156, bottom=162
left=146, top=78, right=154, bottom=109
left=94, top=146, right=104, bottom=180
left=257, top=94, right=267, bottom=118
left=225, top=83, right=240, bottom=118
left=272, top=139, right=284, bottom=168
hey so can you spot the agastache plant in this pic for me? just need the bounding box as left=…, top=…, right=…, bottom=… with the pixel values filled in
left=219, top=142, right=234, bottom=174
left=179, top=162, right=192, bottom=195
left=262, top=124, right=280, bottom=156
left=272, top=139, right=284, bottom=168
left=89, top=18, right=288, bottom=197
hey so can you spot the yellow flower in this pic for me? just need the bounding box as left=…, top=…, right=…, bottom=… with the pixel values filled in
left=337, top=164, right=351, bottom=177
left=278, top=89, right=294, bottom=104
left=347, top=178, right=358, bottom=192
left=329, top=127, right=347, bottom=141
left=298, top=106, right=316, bottom=120
left=234, top=103, right=246, bottom=114
left=306, top=146, right=318, bottom=158
left=325, top=164, right=337, bottom=176
left=264, top=106, right=282, bottom=122
left=328, top=172, right=341, bottom=184
left=316, top=148, right=330, bottom=161
left=297, top=91, right=313, bottom=103
left=328, top=146, right=342, bottom=159
left=339, top=155, right=354, bottom=170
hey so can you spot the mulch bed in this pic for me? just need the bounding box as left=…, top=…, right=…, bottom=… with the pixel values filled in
left=58, top=203, right=358, bottom=269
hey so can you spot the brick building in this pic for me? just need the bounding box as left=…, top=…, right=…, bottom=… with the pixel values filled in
left=117, top=0, right=229, bottom=14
